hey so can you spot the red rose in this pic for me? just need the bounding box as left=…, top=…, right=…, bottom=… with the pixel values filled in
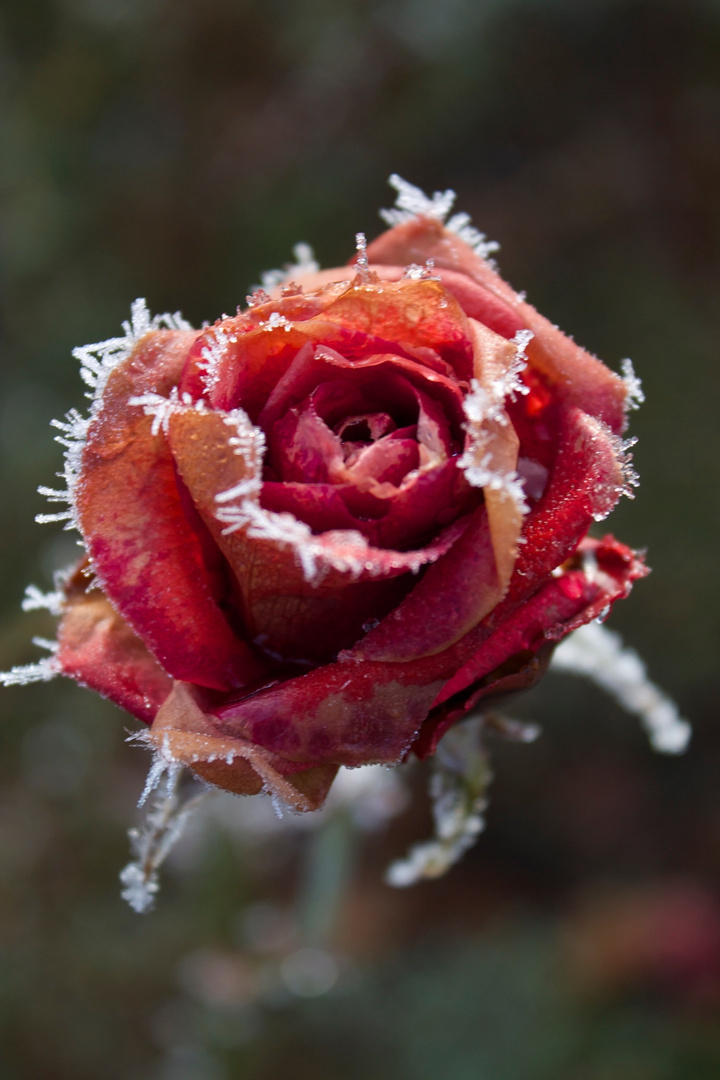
left=19, top=179, right=646, bottom=811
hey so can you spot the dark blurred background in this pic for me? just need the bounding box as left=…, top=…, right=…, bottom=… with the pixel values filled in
left=1, top=0, right=720, bottom=1077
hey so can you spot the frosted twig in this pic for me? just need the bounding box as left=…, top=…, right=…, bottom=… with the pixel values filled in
left=120, top=760, right=212, bottom=914
left=550, top=622, right=691, bottom=754
left=385, top=717, right=491, bottom=886
left=0, top=656, right=60, bottom=687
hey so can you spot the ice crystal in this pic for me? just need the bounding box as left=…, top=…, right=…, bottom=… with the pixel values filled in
left=380, top=174, right=500, bottom=261
left=128, top=387, right=206, bottom=436
left=21, top=584, right=64, bottom=616
left=403, top=258, right=440, bottom=281
left=550, top=622, right=691, bottom=754
left=354, top=232, right=371, bottom=283
left=258, top=311, right=293, bottom=332
left=0, top=655, right=60, bottom=687
left=614, top=433, right=641, bottom=502
left=198, top=324, right=228, bottom=394
left=621, top=358, right=645, bottom=411
left=456, top=330, right=532, bottom=513
left=260, top=242, right=320, bottom=292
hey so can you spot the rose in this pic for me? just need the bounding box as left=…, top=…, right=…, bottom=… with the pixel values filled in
left=31, top=179, right=645, bottom=811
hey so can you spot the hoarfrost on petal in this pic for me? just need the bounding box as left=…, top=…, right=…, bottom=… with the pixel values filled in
left=456, top=335, right=532, bottom=516
left=37, top=302, right=192, bottom=534
left=620, top=358, right=645, bottom=411
left=0, top=655, right=60, bottom=687
left=128, top=387, right=200, bottom=436
left=380, top=174, right=500, bottom=260
left=380, top=173, right=457, bottom=225
left=550, top=621, right=691, bottom=754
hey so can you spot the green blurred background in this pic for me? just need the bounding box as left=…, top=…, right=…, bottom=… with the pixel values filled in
left=1, top=0, right=720, bottom=1076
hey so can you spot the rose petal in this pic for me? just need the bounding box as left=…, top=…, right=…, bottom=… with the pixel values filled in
left=433, top=406, right=630, bottom=704
left=345, top=505, right=503, bottom=662
left=57, top=560, right=172, bottom=723
left=414, top=535, right=648, bottom=757
left=365, top=217, right=628, bottom=433
left=180, top=277, right=475, bottom=417
left=327, top=263, right=527, bottom=341
left=213, top=662, right=447, bottom=768
left=464, top=320, right=525, bottom=591
left=76, top=330, right=266, bottom=691
left=167, top=406, right=466, bottom=661
left=149, top=681, right=338, bottom=811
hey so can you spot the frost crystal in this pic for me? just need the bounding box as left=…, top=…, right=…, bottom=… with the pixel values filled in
left=380, top=174, right=500, bottom=261
left=128, top=387, right=204, bottom=436
left=386, top=718, right=491, bottom=886
left=403, top=258, right=440, bottom=281
left=615, top=433, right=641, bottom=502
left=21, top=584, right=64, bottom=617
left=198, top=324, right=229, bottom=394
left=260, top=242, right=320, bottom=292
left=120, top=745, right=211, bottom=914
left=621, top=358, right=645, bottom=411
left=37, top=300, right=193, bottom=533
left=354, top=232, right=371, bottom=283
left=0, top=655, right=60, bottom=687
left=550, top=622, right=691, bottom=754
left=456, top=330, right=532, bottom=512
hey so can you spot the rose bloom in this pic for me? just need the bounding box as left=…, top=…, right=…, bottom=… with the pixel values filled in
left=34, top=182, right=644, bottom=811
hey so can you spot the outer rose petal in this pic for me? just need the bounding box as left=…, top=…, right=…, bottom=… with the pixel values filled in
left=364, top=217, right=628, bottom=433
left=208, top=535, right=645, bottom=775
left=57, top=560, right=172, bottom=723
left=76, top=330, right=266, bottom=691
left=148, top=681, right=338, bottom=812
left=414, top=535, right=648, bottom=758
left=466, top=320, right=524, bottom=590
left=433, top=406, right=631, bottom=705
left=286, top=264, right=526, bottom=341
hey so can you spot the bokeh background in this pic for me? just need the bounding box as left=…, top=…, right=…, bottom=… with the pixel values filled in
left=1, top=0, right=720, bottom=1076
